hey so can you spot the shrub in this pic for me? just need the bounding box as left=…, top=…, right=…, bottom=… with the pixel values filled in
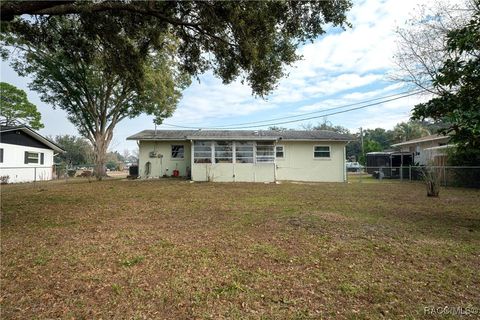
left=0, top=175, right=10, bottom=184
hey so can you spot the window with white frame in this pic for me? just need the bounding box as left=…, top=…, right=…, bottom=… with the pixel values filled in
left=171, top=145, right=184, bottom=159
left=214, top=141, right=233, bottom=163
left=193, top=141, right=212, bottom=163
left=313, top=146, right=330, bottom=158
left=256, top=142, right=275, bottom=163
left=275, top=145, right=284, bottom=158
left=235, top=142, right=254, bottom=163
left=24, top=151, right=44, bottom=164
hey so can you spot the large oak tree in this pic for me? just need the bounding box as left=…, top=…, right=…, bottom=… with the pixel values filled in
left=1, top=0, right=352, bottom=178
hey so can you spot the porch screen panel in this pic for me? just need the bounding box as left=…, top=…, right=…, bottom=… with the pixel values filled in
left=235, top=142, right=254, bottom=163
left=214, top=141, right=233, bottom=163
left=193, top=141, right=212, bottom=163
left=256, top=142, right=275, bottom=163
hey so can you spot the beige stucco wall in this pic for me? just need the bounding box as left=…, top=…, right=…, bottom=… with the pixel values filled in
left=138, top=140, right=191, bottom=178
left=191, top=163, right=275, bottom=182
left=276, top=141, right=346, bottom=182
left=138, top=140, right=346, bottom=182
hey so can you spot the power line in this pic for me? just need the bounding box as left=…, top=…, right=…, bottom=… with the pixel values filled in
left=171, top=89, right=423, bottom=128
left=162, top=89, right=426, bottom=130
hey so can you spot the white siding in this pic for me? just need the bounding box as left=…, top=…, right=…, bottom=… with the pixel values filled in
left=0, top=143, right=55, bottom=183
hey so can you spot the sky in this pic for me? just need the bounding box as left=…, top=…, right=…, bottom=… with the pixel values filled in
left=0, top=0, right=441, bottom=153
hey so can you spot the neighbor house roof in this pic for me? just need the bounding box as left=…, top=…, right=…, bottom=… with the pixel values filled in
left=391, top=134, right=449, bottom=147
left=127, top=130, right=353, bottom=142
left=0, top=125, right=66, bottom=153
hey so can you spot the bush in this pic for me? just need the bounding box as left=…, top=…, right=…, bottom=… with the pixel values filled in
left=67, top=169, right=77, bottom=177
left=448, top=148, right=480, bottom=188
left=0, top=175, right=10, bottom=184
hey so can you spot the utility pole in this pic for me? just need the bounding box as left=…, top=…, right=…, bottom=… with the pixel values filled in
left=360, top=127, right=364, bottom=163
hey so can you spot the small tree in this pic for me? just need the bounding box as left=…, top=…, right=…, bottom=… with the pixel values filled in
left=422, top=166, right=440, bottom=197
left=0, top=82, right=43, bottom=129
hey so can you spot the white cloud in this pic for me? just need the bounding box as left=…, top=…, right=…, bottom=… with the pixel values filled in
left=163, top=75, right=277, bottom=124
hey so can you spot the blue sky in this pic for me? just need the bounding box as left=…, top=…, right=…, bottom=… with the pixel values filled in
left=1, top=0, right=438, bottom=152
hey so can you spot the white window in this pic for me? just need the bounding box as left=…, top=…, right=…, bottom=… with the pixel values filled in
left=215, top=141, right=233, bottom=163
left=24, top=151, right=44, bottom=164
left=256, top=142, right=275, bottom=163
left=314, top=146, right=330, bottom=158
left=275, top=145, right=284, bottom=158
left=171, top=145, right=184, bottom=159
left=193, top=141, right=212, bottom=163
left=236, top=142, right=254, bottom=163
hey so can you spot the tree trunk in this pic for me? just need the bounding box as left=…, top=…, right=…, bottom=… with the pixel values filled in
left=93, top=132, right=111, bottom=181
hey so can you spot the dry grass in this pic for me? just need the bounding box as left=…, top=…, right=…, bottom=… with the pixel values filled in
left=1, top=179, right=479, bottom=319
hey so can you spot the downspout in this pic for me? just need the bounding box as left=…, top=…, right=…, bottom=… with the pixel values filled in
left=232, top=141, right=236, bottom=182
left=273, top=139, right=278, bottom=183
left=190, top=139, right=194, bottom=181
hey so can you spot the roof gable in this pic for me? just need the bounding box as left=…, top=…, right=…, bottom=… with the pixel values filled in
left=0, top=125, right=65, bottom=152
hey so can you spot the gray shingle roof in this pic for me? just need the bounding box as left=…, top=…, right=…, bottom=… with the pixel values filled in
left=127, top=130, right=353, bottom=141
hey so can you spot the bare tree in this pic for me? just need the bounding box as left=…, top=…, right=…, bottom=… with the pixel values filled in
left=392, top=0, right=476, bottom=95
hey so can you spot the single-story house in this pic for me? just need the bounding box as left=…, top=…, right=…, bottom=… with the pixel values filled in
left=127, top=130, right=351, bottom=182
left=0, top=125, right=65, bottom=183
left=391, top=134, right=451, bottom=166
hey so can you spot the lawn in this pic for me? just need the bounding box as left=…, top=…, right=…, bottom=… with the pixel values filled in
left=1, top=179, right=479, bottom=319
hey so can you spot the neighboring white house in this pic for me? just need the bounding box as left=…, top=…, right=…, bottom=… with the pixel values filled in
left=0, top=125, right=65, bottom=183
left=391, top=134, right=451, bottom=166
left=127, top=130, right=351, bottom=182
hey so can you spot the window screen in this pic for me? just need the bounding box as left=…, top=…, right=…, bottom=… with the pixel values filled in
left=235, top=142, right=254, bottom=163
left=256, top=142, right=275, bottom=163
left=193, top=141, right=212, bottom=163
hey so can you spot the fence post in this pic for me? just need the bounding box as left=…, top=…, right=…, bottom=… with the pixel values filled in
left=34, top=167, right=37, bottom=187
left=409, top=165, right=412, bottom=182
left=400, top=165, right=403, bottom=182
left=443, top=166, right=447, bottom=187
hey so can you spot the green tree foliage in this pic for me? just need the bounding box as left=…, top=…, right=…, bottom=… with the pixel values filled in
left=412, top=8, right=480, bottom=156
left=391, top=121, right=431, bottom=143
left=358, top=139, right=383, bottom=164
left=363, top=128, right=394, bottom=150
left=53, top=135, right=94, bottom=166
left=0, top=82, right=43, bottom=129
left=1, top=1, right=351, bottom=179
left=1, top=1, right=351, bottom=97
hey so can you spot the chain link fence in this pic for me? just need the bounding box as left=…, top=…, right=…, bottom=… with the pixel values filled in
left=347, top=166, right=480, bottom=188
left=0, top=165, right=127, bottom=188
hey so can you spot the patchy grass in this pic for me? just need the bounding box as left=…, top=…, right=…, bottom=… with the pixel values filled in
left=1, top=179, right=479, bottom=319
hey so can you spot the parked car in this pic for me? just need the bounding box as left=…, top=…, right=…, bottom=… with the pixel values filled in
left=346, top=161, right=364, bottom=172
